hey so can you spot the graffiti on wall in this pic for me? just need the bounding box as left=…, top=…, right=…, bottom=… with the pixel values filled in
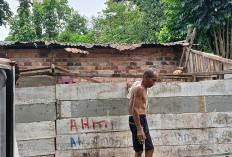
left=70, top=118, right=115, bottom=148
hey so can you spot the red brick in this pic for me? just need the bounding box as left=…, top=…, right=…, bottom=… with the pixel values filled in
left=8, top=49, right=16, bottom=53
left=103, top=58, right=111, bottom=62
left=153, top=53, right=161, bottom=56
left=31, top=53, right=39, bottom=58
left=24, top=62, right=32, bottom=66
left=161, top=53, right=168, bottom=56
left=32, top=62, right=42, bottom=66
left=127, top=78, right=135, bottom=82
left=135, top=78, right=142, bottom=81
left=32, top=49, right=40, bottom=53
left=86, top=66, right=95, bottom=70
left=72, top=78, right=81, bottom=83
left=42, top=62, right=50, bottom=66
left=104, top=77, right=111, bottom=82
left=150, top=48, right=159, bottom=53
left=129, top=70, right=137, bottom=74
left=167, top=53, right=176, bottom=57
left=111, top=78, right=119, bottom=82
left=46, top=59, right=52, bottom=62
left=7, top=54, right=13, bottom=58
left=98, top=70, right=114, bottom=74
left=80, top=78, right=88, bottom=82
left=159, top=69, right=167, bottom=73
left=93, top=49, right=110, bottom=53
left=88, top=53, right=95, bottom=58
left=169, top=62, right=176, bottom=65
left=114, top=62, right=122, bottom=66
left=118, top=78, right=127, bottom=82
left=103, top=66, right=111, bottom=70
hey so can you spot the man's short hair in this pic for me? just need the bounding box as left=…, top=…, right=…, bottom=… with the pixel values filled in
left=143, top=69, right=156, bottom=78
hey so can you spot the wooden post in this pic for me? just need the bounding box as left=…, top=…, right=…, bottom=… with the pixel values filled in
left=183, top=27, right=197, bottom=71
left=179, top=27, right=192, bottom=67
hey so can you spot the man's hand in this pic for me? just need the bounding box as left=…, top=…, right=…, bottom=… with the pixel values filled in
left=137, top=127, right=146, bottom=144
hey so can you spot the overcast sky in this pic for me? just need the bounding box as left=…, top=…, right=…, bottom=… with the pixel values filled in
left=0, top=0, right=107, bottom=41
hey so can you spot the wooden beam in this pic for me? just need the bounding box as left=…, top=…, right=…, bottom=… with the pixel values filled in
left=20, top=67, right=51, bottom=72
left=190, top=49, right=232, bottom=64
left=184, top=27, right=197, bottom=70
left=179, top=27, right=192, bottom=67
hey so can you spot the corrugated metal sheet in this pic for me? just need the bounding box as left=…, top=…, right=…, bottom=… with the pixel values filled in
left=0, top=41, right=185, bottom=52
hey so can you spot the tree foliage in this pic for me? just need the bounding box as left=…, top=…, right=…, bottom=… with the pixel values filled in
left=92, top=0, right=148, bottom=43
left=65, top=11, right=88, bottom=35
left=113, top=0, right=167, bottom=43
left=7, top=0, right=90, bottom=43
left=160, top=0, right=232, bottom=58
left=0, top=0, right=12, bottom=26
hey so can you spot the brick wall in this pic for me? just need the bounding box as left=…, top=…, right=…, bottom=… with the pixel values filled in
left=0, top=46, right=182, bottom=84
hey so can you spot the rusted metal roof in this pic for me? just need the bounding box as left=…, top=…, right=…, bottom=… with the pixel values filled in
left=0, top=41, right=185, bottom=52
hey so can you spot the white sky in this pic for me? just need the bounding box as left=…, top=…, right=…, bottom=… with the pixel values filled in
left=0, top=0, right=107, bottom=41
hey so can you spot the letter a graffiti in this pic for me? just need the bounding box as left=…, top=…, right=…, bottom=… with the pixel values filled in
left=70, top=119, right=78, bottom=133
left=70, top=137, right=76, bottom=148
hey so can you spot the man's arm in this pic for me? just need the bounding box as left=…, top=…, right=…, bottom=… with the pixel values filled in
left=132, top=87, right=146, bottom=144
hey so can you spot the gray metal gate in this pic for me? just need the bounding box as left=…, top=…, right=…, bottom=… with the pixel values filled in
left=0, top=58, right=15, bottom=157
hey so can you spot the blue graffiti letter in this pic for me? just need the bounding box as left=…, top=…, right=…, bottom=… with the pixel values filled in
left=70, top=137, right=76, bottom=148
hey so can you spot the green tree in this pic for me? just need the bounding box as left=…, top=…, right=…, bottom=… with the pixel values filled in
left=7, top=0, right=73, bottom=42
left=159, top=0, right=232, bottom=58
left=6, top=0, right=36, bottom=42
left=66, top=11, right=88, bottom=35
left=113, top=0, right=167, bottom=42
left=92, top=0, right=146, bottom=43
left=0, top=0, right=12, bottom=26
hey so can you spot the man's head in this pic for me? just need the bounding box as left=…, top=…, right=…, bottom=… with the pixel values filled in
left=142, top=69, right=158, bottom=88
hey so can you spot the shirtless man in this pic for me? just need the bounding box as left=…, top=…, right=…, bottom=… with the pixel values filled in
left=128, top=69, right=158, bottom=157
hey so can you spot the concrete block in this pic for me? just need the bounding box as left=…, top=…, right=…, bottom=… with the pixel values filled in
left=148, top=97, right=199, bottom=114
left=17, top=138, right=55, bottom=157
left=16, top=121, right=55, bottom=140
left=56, top=128, right=232, bottom=150
left=15, top=86, right=55, bottom=104
left=56, top=144, right=232, bottom=157
left=56, top=148, right=134, bottom=157
left=57, top=112, right=232, bottom=135
left=153, top=144, right=232, bottom=157
left=56, top=132, right=132, bottom=150
left=15, top=103, right=56, bottom=123
left=205, top=95, right=232, bottom=112
left=149, top=79, right=232, bottom=97
left=59, top=99, right=129, bottom=118
left=151, top=128, right=232, bottom=146
left=57, top=116, right=129, bottom=135
left=56, top=83, right=127, bottom=100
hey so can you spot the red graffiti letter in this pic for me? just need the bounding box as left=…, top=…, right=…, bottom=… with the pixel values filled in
left=70, top=119, right=78, bottom=133
left=92, top=120, right=107, bottom=130
left=81, top=118, right=89, bottom=129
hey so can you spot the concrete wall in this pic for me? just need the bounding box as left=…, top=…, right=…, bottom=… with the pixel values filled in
left=15, top=79, right=232, bottom=157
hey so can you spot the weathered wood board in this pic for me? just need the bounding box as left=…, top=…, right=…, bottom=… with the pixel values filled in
left=16, top=121, right=55, bottom=140
left=17, top=138, right=55, bottom=157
